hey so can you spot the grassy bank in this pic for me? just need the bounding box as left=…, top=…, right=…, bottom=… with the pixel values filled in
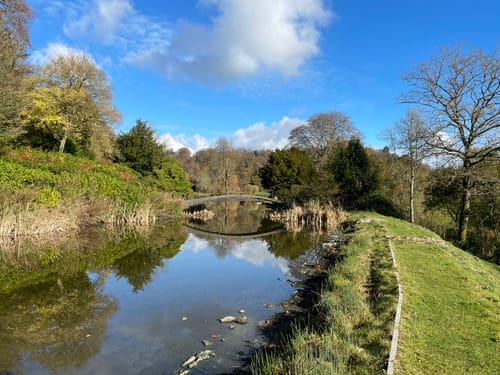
left=0, top=147, right=186, bottom=236
left=252, top=214, right=398, bottom=374
left=251, top=212, right=499, bottom=374
left=373, top=214, right=500, bottom=374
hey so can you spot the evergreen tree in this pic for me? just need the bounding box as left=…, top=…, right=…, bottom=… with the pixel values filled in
left=115, top=119, right=166, bottom=175
left=259, top=147, right=316, bottom=201
left=149, top=158, right=193, bottom=197
left=329, top=138, right=378, bottom=208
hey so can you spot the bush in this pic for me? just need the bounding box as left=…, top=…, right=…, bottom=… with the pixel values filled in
left=36, top=187, right=61, bottom=207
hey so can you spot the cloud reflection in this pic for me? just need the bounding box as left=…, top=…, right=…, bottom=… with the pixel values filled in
left=181, top=234, right=289, bottom=273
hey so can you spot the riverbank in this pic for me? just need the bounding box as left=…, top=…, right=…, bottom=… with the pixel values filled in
left=249, top=214, right=397, bottom=374
left=249, top=212, right=500, bottom=374
left=0, top=147, right=189, bottom=238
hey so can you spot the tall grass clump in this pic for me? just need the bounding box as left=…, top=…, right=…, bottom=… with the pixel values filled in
left=251, top=220, right=398, bottom=374
left=0, top=191, right=80, bottom=237
left=270, top=201, right=349, bottom=233
left=103, top=200, right=156, bottom=227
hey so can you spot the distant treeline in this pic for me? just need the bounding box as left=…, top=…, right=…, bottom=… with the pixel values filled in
left=1, top=1, right=498, bottom=261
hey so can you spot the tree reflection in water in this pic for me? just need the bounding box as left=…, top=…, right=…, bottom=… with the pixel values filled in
left=111, top=233, right=185, bottom=293
left=0, top=272, right=116, bottom=373
left=0, top=220, right=187, bottom=373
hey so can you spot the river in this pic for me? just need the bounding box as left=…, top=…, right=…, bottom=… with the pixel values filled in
left=0, top=202, right=322, bottom=374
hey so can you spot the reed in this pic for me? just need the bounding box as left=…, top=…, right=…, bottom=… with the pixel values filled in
left=101, top=200, right=156, bottom=228
left=270, top=201, right=349, bottom=232
left=0, top=193, right=160, bottom=241
left=0, top=199, right=80, bottom=238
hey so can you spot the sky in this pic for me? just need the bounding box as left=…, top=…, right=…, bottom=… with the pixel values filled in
left=26, top=0, right=500, bottom=153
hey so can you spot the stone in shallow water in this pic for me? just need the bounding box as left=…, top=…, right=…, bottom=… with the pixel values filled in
left=218, top=315, right=236, bottom=323
left=235, top=316, right=248, bottom=324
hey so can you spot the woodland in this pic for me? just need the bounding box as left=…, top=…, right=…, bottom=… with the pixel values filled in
left=1, top=0, right=499, bottom=262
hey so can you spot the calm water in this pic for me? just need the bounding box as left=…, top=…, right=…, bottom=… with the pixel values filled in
left=0, top=203, right=318, bottom=374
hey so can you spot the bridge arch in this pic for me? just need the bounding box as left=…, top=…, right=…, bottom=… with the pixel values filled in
left=184, top=194, right=287, bottom=209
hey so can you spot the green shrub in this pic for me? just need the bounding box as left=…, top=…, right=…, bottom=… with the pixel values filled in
left=36, top=186, right=61, bottom=207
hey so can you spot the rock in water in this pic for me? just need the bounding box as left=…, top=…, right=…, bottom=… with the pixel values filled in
left=177, top=350, right=215, bottom=373
left=202, top=339, right=213, bottom=347
left=218, top=316, right=236, bottom=323
left=235, top=316, right=248, bottom=324
left=181, top=355, right=196, bottom=368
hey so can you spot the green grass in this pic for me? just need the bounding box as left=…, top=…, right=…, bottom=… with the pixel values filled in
left=354, top=212, right=500, bottom=374
left=251, top=214, right=398, bottom=374
left=252, top=212, right=499, bottom=374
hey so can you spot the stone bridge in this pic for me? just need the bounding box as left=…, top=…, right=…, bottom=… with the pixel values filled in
left=185, top=194, right=287, bottom=208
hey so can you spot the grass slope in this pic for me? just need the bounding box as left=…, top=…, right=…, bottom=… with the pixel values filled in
left=252, top=212, right=499, bottom=374
left=355, top=212, right=500, bottom=374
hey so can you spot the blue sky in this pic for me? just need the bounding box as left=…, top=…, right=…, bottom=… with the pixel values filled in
left=26, top=0, right=500, bottom=152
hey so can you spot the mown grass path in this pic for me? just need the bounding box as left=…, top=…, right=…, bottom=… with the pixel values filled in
left=359, top=213, right=500, bottom=375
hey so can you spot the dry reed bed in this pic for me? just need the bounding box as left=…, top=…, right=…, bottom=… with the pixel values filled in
left=269, top=201, right=349, bottom=232
left=0, top=198, right=158, bottom=240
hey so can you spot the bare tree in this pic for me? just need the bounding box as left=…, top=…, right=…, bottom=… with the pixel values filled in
left=401, top=47, right=500, bottom=242
left=288, top=110, right=359, bottom=163
left=385, top=108, right=430, bottom=223
left=0, top=0, right=32, bottom=139
left=215, top=137, right=235, bottom=195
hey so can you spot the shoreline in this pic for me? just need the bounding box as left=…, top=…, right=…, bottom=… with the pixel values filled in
left=226, top=223, right=353, bottom=374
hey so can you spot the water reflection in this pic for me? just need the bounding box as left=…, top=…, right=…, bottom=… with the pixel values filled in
left=110, top=231, right=184, bottom=293
left=187, top=201, right=283, bottom=236
left=0, top=204, right=320, bottom=374
left=0, top=271, right=116, bottom=374
left=0, top=221, right=186, bottom=374
left=183, top=232, right=291, bottom=273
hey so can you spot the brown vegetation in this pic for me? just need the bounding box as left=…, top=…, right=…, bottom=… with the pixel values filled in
left=270, top=201, right=349, bottom=233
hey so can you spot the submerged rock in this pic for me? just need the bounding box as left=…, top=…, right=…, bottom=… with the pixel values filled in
left=202, top=339, right=213, bottom=347
left=218, top=316, right=236, bottom=323
left=176, top=349, right=216, bottom=374
left=235, top=316, right=248, bottom=324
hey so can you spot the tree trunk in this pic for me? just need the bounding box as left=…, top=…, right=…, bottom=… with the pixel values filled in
left=59, top=131, right=68, bottom=154
left=409, top=166, right=415, bottom=223
left=457, top=173, right=471, bottom=243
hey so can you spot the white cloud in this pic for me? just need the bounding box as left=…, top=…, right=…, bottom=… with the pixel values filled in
left=63, top=0, right=134, bottom=45
left=48, top=0, right=332, bottom=84
left=50, top=0, right=172, bottom=54
left=181, top=234, right=209, bottom=254
left=30, top=42, right=92, bottom=65
left=157, top=133, right=212, bottom=153
left=156, top=116, right=301, bottom=152
left=163, top=0, right=332, bottom=83
left=230, top=239, right=290, bottom=273
left=181, top=234, right=289, bottom=272
left=231, top=116, right=304, bottom=150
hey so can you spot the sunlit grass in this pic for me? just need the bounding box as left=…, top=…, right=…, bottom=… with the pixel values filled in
left=356, top=212, right=500, bottom=374
left=252, top=212, right=499, bottom=374
left=251, top=215, right=397, bottom=374
left=393, top=240, right=499, bottom=374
